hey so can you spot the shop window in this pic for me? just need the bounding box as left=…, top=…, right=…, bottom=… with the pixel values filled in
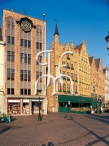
left=23, top=103, right=30, bottom=114
left=8, top=103, right=20, bottom=114
left=59, top=102, right=63, bottom=107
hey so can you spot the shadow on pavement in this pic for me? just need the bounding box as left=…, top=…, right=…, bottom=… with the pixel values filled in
left=0, top=126, right=11, bottom=134
left=64, top=115, right=109, bottom=146
left=85, top=114, right=109, bottom=125
left=42, top=142, right=54, bottom=146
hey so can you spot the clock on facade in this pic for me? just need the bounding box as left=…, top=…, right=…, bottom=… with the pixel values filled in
left=21, top=19, right=32, bottom=33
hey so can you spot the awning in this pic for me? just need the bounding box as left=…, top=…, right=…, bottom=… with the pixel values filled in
left=58, top=95, right=101, bottom=104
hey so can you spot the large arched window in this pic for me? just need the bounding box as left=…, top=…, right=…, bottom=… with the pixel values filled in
left=36, top=26, right=42, bottom=50
left=7, top=17, right=15, bottom=45
left=20, top=27, right=31, bottom=48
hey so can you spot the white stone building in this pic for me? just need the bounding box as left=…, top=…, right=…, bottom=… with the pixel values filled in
left=104, top=66, right=109, bottom=107
left=0, top=28, right=6, bottom=113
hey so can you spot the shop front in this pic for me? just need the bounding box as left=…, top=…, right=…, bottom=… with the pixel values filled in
left=58, top=95, right=101, bottom=114
left=6, top=95, right=47, bottom=115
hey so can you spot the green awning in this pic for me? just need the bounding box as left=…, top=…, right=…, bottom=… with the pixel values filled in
left=58, top=95, right=101, bottom=104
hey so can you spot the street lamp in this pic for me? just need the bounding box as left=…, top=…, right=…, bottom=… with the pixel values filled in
left=38, top=97, right=42, bottom=121
left=105, top=32, right=109, bottom=50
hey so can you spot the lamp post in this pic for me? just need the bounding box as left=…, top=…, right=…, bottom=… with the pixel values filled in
left=105, top=32, right=109, bottom=51
left=38, top=97, right=42, bottom=121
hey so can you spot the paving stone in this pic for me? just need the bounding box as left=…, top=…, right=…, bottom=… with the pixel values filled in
left=0, top=113, right=109, bottom=146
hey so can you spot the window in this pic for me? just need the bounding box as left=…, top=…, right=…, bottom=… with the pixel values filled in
left=20, top=39, right=23, bottom=46
left=28, top=54, right=31, bottom=64
left=7, top=68, right=10, bottom=80
left=7, top=51, right=15, bottom=62
left=25, top=40, right=27, bottom=47
left=7, top=88, right=14, bottom=94
left=12, top=37, right=14, bottom=44
left=20, top=89, right=31, bottom=95
left=40, top=72, right=42, bottom=82
left=28, top=40, right=31, bottom=48
left=24, top=70, right=27, bottom=81
left=20, top=89, right=23, bottom=95
left=39, top=56, right=42, bottom=63
left=20, top=70, right=31, bottom=81
left=11, top=69, right=14, bottom=80
left=7, top=36, right=11, bottom=44
left=36, top=42, right=39, bottom=49
left=20, top=53, right=27, bottom=64
left=7, top=68, right=15, bottom=80
left=24, top=54, right=27, bottom=63
left=24, top=89, right=27, bottom=95
left=36, top=71, right=39, bottom=80
left=26, top=89, right=30, bottom=95
left=40, top=43, right=42, bottom=50
left=12, top=52, right=14, bottom=62
left=28, top=71, right=31, bottom=81
left=7, top=36, right=15, bottom=45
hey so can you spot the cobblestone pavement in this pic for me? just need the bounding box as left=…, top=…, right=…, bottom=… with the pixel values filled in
left=0, top=112, right=109, bottom=146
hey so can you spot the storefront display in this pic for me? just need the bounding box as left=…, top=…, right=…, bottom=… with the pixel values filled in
left=8, top=103, right=20, bottom=114
left=23, top=103, right=30, bottom=114
left=71, top=107, right=90, bottom=112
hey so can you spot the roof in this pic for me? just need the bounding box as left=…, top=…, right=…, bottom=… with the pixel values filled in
left=0, top=28, right=2, bottom=41
left=95, top=58, right=100, bottom=69
left=74, top=43, right=83, bottom=53
left=2, top=8, right=44, bottom=22
left=89, top=56, right=93, bottom=65
left=54, top=24, right=59, bottom=36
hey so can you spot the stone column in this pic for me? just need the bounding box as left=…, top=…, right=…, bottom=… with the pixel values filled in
left=42, top=97, right=48, bottom=115
left=29, top=99, right=32, bottom=115
left=20, top=99, right=23, bottom=115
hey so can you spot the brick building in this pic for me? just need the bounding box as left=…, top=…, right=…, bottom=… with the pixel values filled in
left=89, top=56, right=105, bottom=104
left=47, top=24, right=101, bottom=113
left=0, top=9, right=47, bottom=115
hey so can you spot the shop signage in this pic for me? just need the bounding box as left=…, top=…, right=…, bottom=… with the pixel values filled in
left=8, top=100, right=20, bottom=102
left=23, top=99, right=29, bottom=103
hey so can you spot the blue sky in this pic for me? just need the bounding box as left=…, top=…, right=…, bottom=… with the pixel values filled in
left=0, top=0, right=108, bottom=67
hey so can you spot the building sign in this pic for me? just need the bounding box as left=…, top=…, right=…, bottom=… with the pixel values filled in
left=21, top=19, right=32, bottom=32
left=16, top=17, right=35, bottom=33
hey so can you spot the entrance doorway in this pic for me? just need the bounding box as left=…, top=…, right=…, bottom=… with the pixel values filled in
left=32, top=101, right=41, bottom=114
